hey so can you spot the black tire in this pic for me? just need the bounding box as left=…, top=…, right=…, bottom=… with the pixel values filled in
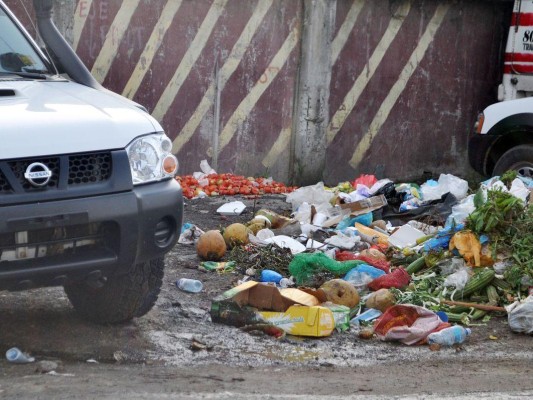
left=493, top=144, right=533, bottom=178
left=64, top=257, right=165, bottom=324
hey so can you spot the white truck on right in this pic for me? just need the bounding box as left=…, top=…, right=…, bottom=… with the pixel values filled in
left=469, top=0, right=533, bottom=178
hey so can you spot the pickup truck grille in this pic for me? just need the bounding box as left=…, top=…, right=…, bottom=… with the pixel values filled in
left=0, top=152, right=113, bottom=193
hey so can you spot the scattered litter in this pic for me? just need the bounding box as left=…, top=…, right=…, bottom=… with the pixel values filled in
left=388, top=224, right=426, bottom=249
left=176, top=278, right=203, bottom=293
left=264, top=235, right=306, bottom=254
left=217, top=201, right=246, bottom=216
left=5, top=347, right=34, bottom=364
left=178, top=223, right=204, bottom=245
left=190, top=338, right=209, bottom=351
left=506, top=295, right=533, bottom=334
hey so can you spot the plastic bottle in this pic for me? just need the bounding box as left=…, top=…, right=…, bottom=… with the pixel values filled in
left=427, top=325, right=471, bottom=346
left=176, top=278, right=203, bottom=293
left=5, top=347, right=35, bottom=364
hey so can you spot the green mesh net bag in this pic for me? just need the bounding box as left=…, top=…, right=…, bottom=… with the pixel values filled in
left=288, top=252, right=365, bottom=286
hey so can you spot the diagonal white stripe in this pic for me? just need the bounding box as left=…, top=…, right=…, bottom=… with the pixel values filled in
left=217, top=27, right=299, bottom=153
left=91, top=0, right=141, bottom=83
left=331, top=0, right=365, bottom=65
left=327, top=0, right=411, bottom=145
left=349, top=3, right=451, bottom=169
left=152, top=0, right=228, bottom=121
left=122, top=0, right=183, bottom=99
left=261, top=126, right=291, bottom=168
left=172, top=0, right=273, bottom=153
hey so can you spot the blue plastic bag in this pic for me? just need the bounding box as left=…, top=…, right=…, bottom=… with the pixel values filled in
left=336, top=212, right=373, bottom=230
left=343, top=264, right=385, bottom=287
left=423, top=224, right=464, bottom=251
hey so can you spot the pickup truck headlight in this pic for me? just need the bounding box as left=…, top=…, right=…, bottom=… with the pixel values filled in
left=127, top=133, right=178, bottom=185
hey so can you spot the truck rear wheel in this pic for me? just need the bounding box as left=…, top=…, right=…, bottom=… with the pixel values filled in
left=64, top=257, right=165, bottom=324
left=493, top=144, right=533, bottom=178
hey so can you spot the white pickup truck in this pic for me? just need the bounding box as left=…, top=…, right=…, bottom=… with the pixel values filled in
left=0, top=0, right=183, bottom=323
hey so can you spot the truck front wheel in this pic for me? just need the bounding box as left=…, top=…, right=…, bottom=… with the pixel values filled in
left=64, top=257, right=165, bottom=324
left=493, top=144, right=533, bottom=178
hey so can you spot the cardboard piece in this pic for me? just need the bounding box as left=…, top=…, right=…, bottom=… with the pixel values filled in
left=210, top=282, right=334, bottom=337
left=211, top=281, right=297, bottom=312
left=259, top=306, right=335, bottom=337
left=339, top=195, right=388, bottom=216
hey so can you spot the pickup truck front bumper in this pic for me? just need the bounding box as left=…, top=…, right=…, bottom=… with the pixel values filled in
left=0, top=179, right=183, bottom=290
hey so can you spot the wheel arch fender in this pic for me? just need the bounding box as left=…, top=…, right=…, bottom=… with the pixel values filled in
left=483, top=113, right=533, bottom=175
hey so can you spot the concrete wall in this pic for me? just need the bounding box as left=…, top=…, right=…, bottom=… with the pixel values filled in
left=5, top=0, right=513, bottom=184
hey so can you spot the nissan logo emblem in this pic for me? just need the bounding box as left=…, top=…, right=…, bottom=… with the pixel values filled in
left=24, top=162, right=52, bottom=187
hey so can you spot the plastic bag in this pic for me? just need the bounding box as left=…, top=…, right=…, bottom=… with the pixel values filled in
left=335, top=212, right=373, bottom=230
left=506, top=295, right=533, bottom=334
left=445, top=194, right=475, bottom=227
left=286, top=182, right=334, bottom=212
left=449, top=231, right=482, bottom=267
left=178, top=223, right=204, bottom=244
left=344, top=264, right=386, bottom=289
left=324, top=232, right=362, bottom=250
left=510, top=178, right=530, bottom=202
left=335, top=251, right=390, bottom=273
left=367, top=268, right=411, bottom=291
left=423, top=223, right=464, bottom=252
left=437, top=257, right=466, bottom=275
left=443, top=267, right=471, bottom=290
left=421, top=174, right=468, bottom=202
left=322, top=302, right=351, bottom=332
left=373, top=305, right=449, bottom=345
left=379, top=192, right=458, bottom=227
left=352, top=174, right=377, bottom=188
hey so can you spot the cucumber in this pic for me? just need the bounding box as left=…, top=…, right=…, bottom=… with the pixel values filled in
left=405, top=256, right=426, bottom=274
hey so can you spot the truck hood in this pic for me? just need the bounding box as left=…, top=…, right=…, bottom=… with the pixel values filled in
left=0, top=79, right=163, bottom=159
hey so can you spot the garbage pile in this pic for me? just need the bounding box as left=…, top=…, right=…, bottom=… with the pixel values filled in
left=182, top=170, right=533, bottom=347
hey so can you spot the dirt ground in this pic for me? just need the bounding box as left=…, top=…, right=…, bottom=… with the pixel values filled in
left=0, top=194, right=532, bottom=399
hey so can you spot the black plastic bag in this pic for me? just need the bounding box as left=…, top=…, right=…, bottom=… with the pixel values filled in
left=374, top=192, right=458, bottom=227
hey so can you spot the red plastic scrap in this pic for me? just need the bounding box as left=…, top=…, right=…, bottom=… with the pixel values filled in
left=335, top=251, right=358, bottom=261
left=335, top=251, right=390, bottom=273
left=351, top=174, right=377, bottom=188
left=367, top=267, right=410, bottom=291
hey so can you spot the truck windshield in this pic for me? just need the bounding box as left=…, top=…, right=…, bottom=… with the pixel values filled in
left=0, top=8, right=50, bottom=75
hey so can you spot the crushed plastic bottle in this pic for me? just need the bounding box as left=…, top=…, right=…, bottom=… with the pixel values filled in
left=176, top=278, right=203, bottom=293
left=427, top=325, right=471, bottom=346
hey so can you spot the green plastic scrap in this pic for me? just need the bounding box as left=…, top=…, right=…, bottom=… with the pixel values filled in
left=288, top=252, right=364, bottom=285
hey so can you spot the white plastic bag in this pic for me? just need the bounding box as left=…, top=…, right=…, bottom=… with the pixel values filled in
left=421, top=174, right=469, bottom=201
left=286, top=182, right=334, bottom=212
left=509, top=178, right=530, bottom=202
left=446, top=194, right=476, bottom=226
left=443, top=267, right=471, bottom=290
left=506, top=295, right=533, bottom=334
